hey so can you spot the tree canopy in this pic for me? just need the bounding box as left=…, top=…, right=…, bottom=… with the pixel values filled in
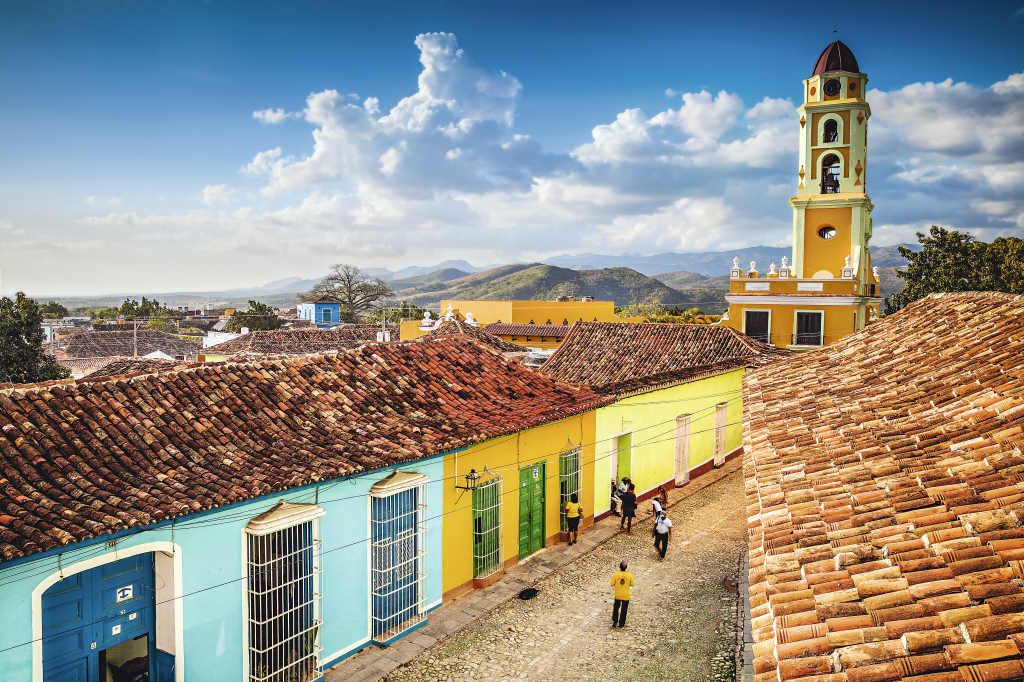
left=0, top=292, right=71, bottom=384
left=96, top=296, right=172, bottom=320
left=39, top=301, right=70, bottom=318
left=226, top=301, right=284, bottom=333
left=304, top=264, right=395, bottom=319
left=884, top=227, right=1024, bottom=314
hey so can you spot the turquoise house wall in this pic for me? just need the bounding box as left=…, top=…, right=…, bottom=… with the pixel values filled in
left=0, top=458, right=444, bottom=680
left=593, top=369, right=745, bottom=514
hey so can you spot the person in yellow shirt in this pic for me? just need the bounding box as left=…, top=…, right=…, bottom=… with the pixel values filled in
left=610, top=561, right=635, bottom=628
left=564, top=493, right=583, bottom=546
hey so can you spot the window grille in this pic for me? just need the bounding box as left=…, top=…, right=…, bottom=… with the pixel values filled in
left=559, top=445, right=582, bottom=533
left=674, top=415, right=691, bottom=486
left=370, top=474, right=428, bottom=641
left=472, top=469, right=503, bottom=579
left=713, top=403, right=728, bottom=467
left=245, top=502, right=324, bottom=682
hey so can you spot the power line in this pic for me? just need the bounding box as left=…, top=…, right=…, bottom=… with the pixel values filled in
left=0, top=408, right=746, bottom=656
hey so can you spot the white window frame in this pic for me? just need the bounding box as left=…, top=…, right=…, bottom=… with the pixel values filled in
left=472, top=471, right=503, bottom=580
left=369, top=472, right=429, bottom=642
left=674, top=414, right=691, bottom=486
left=559, top=446, right=582, bottom=533
left=245, top=502, right=325, bottom=682
left=713, top=403, right=728, bottom=467
left=742, top=308, right=772, bottom=345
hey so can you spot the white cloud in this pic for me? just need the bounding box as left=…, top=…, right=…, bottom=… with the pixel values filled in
left=85, top=196, right=123, bottom=205
left=665, top=88, right=680, bottom=98
left=253, top=108, right=294, bottom=124
left=55, top=37, right=1024, bottom=292
left=201, top=184, right=234, bottom=206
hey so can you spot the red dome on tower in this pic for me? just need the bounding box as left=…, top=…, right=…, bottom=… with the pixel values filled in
left=812, top=41, right=860, bottom=76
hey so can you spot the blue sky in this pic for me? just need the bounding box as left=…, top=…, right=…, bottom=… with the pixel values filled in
left=2, top=0, right=1023, bottom=295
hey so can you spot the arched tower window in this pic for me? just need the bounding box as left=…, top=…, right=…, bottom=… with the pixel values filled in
left=821, top=154, right=841, bottom=194
left=823, top=119, right=838, bottom=143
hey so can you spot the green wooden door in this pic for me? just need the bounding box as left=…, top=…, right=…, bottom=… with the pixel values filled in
left=518, top=463, right=546, bottom=558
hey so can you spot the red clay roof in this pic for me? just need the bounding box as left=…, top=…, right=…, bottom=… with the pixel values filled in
left=204, top=326, right=398, bottom=354
left=539, top=321, right=789, bottom=395
left=422, top=320, right=526, bottom=353
left=485, top=323, right=571, bottom=339
left=743, top=292, right=1024, bottom=681
left=813, top=40, right=860, bottom=76
left=83, top=357, right=180, bottom=378
left=0, top=336, right=610, bottom=562
left=62, top=330, right=200, bottom=359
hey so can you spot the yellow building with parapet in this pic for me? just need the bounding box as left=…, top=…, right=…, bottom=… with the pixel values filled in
left=400, top=299, right=644, bottom=341
left=722, top=40, right=883, bottom=350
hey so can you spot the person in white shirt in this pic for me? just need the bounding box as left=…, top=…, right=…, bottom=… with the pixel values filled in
left=652, top=511, right=673, bottom=560
left=610, top=478, right=622, bottom=517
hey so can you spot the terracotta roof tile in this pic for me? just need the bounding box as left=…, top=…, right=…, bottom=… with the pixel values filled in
left=82, top=357, right=180, bottom=378
left=742, top=292, right=1024, bottom=681
left=423, top=321, right=526, bottom=353
left=484, top=323, right=571, bottom=338
left=539, top=321, right=789, bottom=395
left=62, top=330, right=201, bottom=359
left=0, top=336, right=610, bottom=562
left=204, top=326, right=398, bottom=355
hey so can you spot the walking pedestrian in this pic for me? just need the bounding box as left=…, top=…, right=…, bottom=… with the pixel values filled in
left=610, top=478, right=622, bottom=517
left=651, top=483, right=667, bottom=516
left=610, top=560, right=634, bottom=628
left=620, top=483, right=637, bottom=533
left=564, top=493, right=583, bottom=545
left=652, top=511, right=673, bottom=560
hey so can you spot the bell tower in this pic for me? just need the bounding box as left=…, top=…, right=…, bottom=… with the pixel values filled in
left=791, top=41, right=874, bottom=284
left=722, top=41, right=883, bottom=350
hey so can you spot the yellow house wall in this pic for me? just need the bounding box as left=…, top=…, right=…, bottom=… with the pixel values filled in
left=400, top=320, right=428, bottom=341
left=592, top=370, right=745, bottom=515
left=440, top=300, right=618, bottom=325
left=440, top=412, right=596, bottom=597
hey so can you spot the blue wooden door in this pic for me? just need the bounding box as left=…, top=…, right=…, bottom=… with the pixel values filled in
left=371, top=488, right=419, bottom=638
left=42, top=554, right=156, bottom=682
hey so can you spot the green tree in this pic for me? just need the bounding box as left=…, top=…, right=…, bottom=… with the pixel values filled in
left=884, top=227, right=1024, bottom=314
left=362, top=300, right=428, bottom=323
left=39, top=301, right=70, bottom=318
left=0, top=292, right=71, bottom=384
left=116, top=296, right=169, bottom=319
left=226, top=301, right=283, bottom=333
left=304, top=264, right=395, bottom=319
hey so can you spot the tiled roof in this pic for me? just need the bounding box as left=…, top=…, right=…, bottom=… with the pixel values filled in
left=83, top=357, right=180, bottom=379
left=539, top=321, right=789, bottom=396
left=57, top=357, right=127, bottom=377
left=0, top=336, right=610, bottom=562
left=62, top=330, right=201, bottom=359
left=485, top=323, right=572, bottom=338
left=424, top=321, right=526, bottom=353
left=203, top=326, right=398, bottom=355
left=742, top=292, right=1024, bottom=682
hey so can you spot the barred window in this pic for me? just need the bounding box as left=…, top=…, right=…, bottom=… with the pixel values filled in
left=370, top=472, right=429, bottom=641
left=472, top=471, right=503, bottom=579
left=245, top=502, right=324, bottom=682
left=558, top=446, right=581, bottom=533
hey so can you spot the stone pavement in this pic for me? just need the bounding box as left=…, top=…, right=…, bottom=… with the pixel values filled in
left=325, top=457, right=745, bottom=682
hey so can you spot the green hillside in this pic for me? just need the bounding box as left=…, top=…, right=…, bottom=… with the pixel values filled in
left=398, top=263, right=710, bottom=310
left=389, top=267, right=471, bottom=291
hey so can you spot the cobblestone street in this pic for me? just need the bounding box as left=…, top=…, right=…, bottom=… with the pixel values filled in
left=383, top=470, right=746, bottom=682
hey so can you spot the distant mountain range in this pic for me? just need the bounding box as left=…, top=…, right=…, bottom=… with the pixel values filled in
left=47, top=245, right=920, bottom=311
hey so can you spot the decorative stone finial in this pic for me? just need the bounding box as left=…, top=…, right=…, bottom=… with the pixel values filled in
left=422, top=311, right=432, bottom=321
left=845, top=255, right=852, bottom=267
left=749, top=261, right=757, bottom=272
left=782, top=256, right=789, bottom=267
left=447, top=304, right=454, bottom=314
left=733, top=257, right=740, bottom=268
left=769, top=263, right=777, bottom=274
left=873, top=266, right=879, bottom=278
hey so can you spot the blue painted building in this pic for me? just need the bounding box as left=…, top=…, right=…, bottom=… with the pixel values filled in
left=0, top=337, right=605, bottom=681
left=298, top=295, right=343, bottom=328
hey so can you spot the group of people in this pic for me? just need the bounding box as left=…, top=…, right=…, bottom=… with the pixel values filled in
left=560, top=478, right=676, bottom=628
